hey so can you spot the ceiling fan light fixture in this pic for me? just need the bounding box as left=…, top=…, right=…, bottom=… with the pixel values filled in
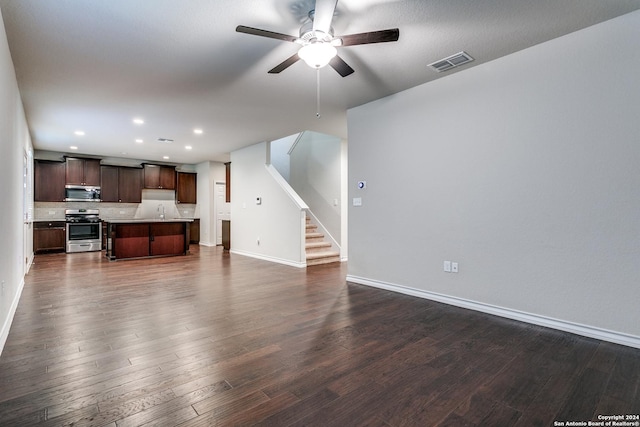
left=298, top=43, right=337, bottom=69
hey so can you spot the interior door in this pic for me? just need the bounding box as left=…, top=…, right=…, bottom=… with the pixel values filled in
left=215, top=182, right=230, bottom=245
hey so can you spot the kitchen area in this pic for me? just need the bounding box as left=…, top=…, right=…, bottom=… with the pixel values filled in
left=33, top=155, right=202, bottom=260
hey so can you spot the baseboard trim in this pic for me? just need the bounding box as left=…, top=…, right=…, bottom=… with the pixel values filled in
left=0, top=277, right=25, bottom=356
left=230, top=250, right=306, bottom=268
left=346, top=275, right=640, bottom=349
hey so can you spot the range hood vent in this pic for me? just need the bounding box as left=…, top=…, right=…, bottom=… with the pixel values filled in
left=429, top=51, right=474, bottom=73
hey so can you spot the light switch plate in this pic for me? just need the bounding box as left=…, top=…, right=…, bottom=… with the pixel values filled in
left=353, top=197, right=362, bottom=207
left=444, top=261, right=451, bottom=272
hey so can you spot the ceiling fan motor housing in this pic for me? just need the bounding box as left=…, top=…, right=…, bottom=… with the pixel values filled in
left=299, top=20, right=334, bottom=43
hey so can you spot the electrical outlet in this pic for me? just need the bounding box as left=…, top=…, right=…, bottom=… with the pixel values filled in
left=452, top=262, right=459, bottom=273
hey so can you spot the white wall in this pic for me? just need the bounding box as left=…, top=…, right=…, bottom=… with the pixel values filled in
left=0, top=9, right=33, bottom=354
left=231, top=142, right=306, bottom=267
left=289, top=131, right=343, bottom=246
left=347, top=10, right=640, bottom=347
left=270, top=133, right=298, bottom=182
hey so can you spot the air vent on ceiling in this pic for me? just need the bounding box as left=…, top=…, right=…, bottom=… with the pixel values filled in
left=429, top=51, right=474, bottom=73
left=157, top=138, right=174, bottom=143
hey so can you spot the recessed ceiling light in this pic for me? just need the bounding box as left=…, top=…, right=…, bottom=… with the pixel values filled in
left=70, top=146, right=78, bottom=150
left=121, top=152, right=128, bottom=155
left=74, top=130, right=85, bottom=136
left=163, top=156, right=170, bottom=160
left=185, top=145, right=192, bottom=150
left=193, top=129, right=203, bottom=135
left=135, top=139, right=143, bottom=143
left=133, top=118, right=144, bottom=125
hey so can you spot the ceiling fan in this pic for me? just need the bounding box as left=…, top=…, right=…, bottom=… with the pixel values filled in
left=236, top=0, right=399, bottom=77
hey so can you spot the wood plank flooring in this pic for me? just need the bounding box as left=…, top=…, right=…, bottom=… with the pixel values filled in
left=1, top=245, right=639, bottom=426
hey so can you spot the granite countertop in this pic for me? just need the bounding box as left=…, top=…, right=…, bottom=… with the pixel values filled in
left=103, top=218, right=194, bottom=223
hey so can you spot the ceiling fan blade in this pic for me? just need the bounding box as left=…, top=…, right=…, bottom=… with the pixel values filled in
left=312, top=0, right=338, bottom=34
left=329, top=55, right=354, bottom=77
left=338, top=28, right=399, bottom=46
left=268, top=53, right=301, bottom=74
left=236, top=25, right=299, bottom=43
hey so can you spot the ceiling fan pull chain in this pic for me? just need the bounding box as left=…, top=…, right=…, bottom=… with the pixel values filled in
left=316, top=68, right=321, bottom=119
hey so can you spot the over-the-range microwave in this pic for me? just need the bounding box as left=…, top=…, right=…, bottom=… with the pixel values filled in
left=64, top=185, right=101, bottom=202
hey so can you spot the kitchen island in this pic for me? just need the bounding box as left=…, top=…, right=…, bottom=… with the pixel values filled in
left=105, top=219, right=192, bottom=260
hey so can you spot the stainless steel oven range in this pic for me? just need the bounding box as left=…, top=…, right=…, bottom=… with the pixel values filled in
left=65, top=209, right=102, bottom=253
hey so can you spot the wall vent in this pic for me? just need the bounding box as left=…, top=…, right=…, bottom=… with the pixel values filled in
left=429, top=51, right=474, bottom=73
left=157, top=138, right=174, bottom=143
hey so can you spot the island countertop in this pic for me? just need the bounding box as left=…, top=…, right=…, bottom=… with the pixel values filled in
left=103, top=218, right=194, bottom=223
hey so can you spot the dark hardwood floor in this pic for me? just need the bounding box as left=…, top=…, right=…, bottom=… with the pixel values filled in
left=1, top=246, right=638, bottom=426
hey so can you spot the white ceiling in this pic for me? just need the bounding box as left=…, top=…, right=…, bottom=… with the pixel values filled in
left=2, top=0, right=640, bottom=164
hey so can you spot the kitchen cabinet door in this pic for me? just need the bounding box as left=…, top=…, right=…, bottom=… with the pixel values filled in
left=66, top=158, right=101, bottom=185
left=176, top=172, right=197, bottom=204
left=118, top=167, right=143, bottom=203
left=159, top=167, right=176, bottom=190
left=100, top=166, right=119, bottom=202
left=34, top=221, right=66, bottom=253
left=144, top=165, right=176, bottom=189
left=83, top=159, right=101, bottom=185
left=34, top=160, right=66, bottom=202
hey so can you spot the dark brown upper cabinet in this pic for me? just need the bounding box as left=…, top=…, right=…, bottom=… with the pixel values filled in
left=143, top=164, right=176, bottom=190
left=176, top=172, right=197, bottom=204
left=65, top=157, right=101, bottom=186
left=101, top=165, right=143, bottom=203
left=34, top=160, right=66, bottom=202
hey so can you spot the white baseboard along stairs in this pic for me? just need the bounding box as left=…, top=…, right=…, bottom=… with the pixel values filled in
left=305, top=216, right=340, bottom=266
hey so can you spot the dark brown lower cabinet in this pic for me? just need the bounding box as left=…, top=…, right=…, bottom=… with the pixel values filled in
left=108, top=221, right=190, bottom=260
left=150, top=223, right=185, bottom=256
left=34, top=221, right=66, bottom=253
left=222, top=220, right=230, bottom=251
left=113, top=223, right=150, bottom=259
left=189, top=219, right=200, bottom=244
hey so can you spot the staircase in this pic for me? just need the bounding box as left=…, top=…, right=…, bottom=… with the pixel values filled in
left=305, top=215, right=341, bottom=266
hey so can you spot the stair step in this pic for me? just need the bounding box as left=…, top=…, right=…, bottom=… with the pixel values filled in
left=306, top=250, right=341, bottom=266
left=305, top=241, right=331, bottom=249
left=305, top=241, right=332, bottom=254
left=305, top=232, right=324, bottom=242
left=305, top=224, right=317, bottom=231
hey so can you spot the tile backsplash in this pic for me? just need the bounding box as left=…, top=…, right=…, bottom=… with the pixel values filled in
left=35, top=191, right=197, bottom=221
